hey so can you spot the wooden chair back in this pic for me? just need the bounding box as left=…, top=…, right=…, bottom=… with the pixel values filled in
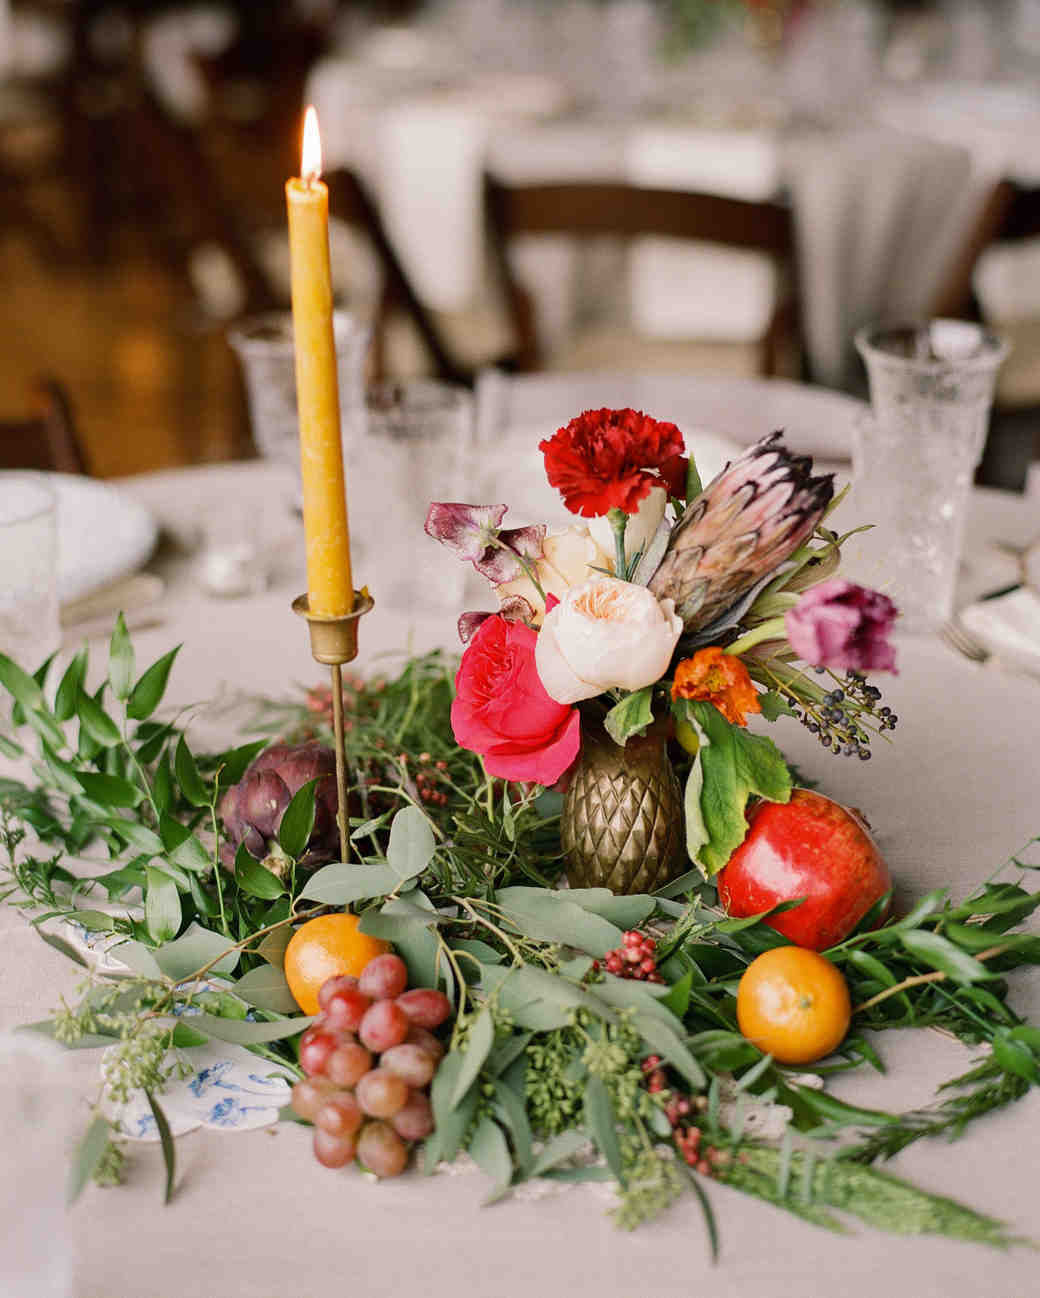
left=0, top=379, right=88, bottom=474
left=483, top=173, right=799, bottom=375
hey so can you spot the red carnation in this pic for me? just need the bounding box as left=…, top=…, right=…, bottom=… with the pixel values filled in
left=539, top=408, right=687, bottom=519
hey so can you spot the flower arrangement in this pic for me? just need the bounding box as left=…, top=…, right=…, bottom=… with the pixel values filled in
left=427, top=410, right=899, bottom=894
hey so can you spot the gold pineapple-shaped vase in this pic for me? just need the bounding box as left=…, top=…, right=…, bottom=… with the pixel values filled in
left=562, top=722, right=685, bottom=894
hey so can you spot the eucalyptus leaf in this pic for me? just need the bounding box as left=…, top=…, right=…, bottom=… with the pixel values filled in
left=494, top=887, right=622, bottom=957
left=559, top=888, right=656, bottom=930
left=126, top=647, right=181, bottom=721
left=360, top=907, right=441, bottom=990
left=145, top=866, right=181, bottom=944
left=529, top=1129, right=595, bottom=1178
left=153, top=923, right=239, bottom=981
left=492, top=1081, right=533, bottom=1175
left=278, top=779, right=317, bottom=860
left=425, top=1052, right=480, bottom=1172
left=77, top=690, right=121, bottom=747
left=174, top=735, right=210, bottom=808
left=145, top=1090, right=176, bottom=1204
left=232, top=964, right=299, bottom=1014
left=67, top=1114, right=112, bottom=1205
left=386, top=805, right=437, bottom=881
left=630, top=519, right=671, bottom=586
left=188, top=1012, right=312, bottom=1045
left=299, top=862, right=402, bottom=905
left=468, top=1115, right=513, bottom=1200
left=632, top=1012, right=705, bottom=1090
left=480, top=964, right=615, bottom=1032
left=35, top=928, right=88, bottom=968
left=256, top=926, right=292, bottom=968
left=18, top=1019, right=117, bottom=1050
left=584, top=1075, right=625, bottom=1186
left=451, top=1007, right=494, bottom=1108
left=603, top=687, right=654, bottom=747
left=108, top=613, right=135, bottom=701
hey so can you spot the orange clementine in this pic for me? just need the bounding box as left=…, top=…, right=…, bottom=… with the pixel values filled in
left=284, top=914, right=391, bottom=1015
left=736, top=946, right=851, bottom=1065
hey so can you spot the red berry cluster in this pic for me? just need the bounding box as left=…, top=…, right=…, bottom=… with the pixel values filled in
left=414, top=752, right=451, bottom=807
left=599, top=930, right=664, bottom=983
left=641, top=1054, right=732, bottom=1177
left=291, top=953, right=451, bottom=1178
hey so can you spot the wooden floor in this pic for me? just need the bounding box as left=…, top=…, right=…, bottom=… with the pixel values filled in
left=0, top=223, right=252, bottom=480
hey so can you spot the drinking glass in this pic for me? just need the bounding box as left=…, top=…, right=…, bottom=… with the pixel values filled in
left=853, top=321, right=1008, bottom=634
left=349, top=382, right=473, bottom=616
left=228, top=311, right=371, bottom=483
left=0, top=1033, right=75, bottom=1297
left=0, top=474, right=60, bottom=667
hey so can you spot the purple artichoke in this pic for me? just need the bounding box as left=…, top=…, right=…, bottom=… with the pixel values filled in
left=219, top=741, right=340, bottom=870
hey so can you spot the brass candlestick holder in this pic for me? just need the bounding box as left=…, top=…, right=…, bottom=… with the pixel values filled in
left=292, top=590, right=375, bottom=863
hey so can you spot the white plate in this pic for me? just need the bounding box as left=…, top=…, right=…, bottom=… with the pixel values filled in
left=45, top=474, right=158, bottom=604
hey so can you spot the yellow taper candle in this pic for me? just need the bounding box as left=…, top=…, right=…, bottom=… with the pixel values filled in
left=286, top=106, right=354, bottom=616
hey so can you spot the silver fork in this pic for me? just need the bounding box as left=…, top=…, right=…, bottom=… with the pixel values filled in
left=941, top=620, right=990, bottom=665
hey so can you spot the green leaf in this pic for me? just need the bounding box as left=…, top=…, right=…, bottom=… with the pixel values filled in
left=174, top=735, right=209, bottom=807
left=108, top=613, right=135, bottom=701
left=899, top=931, right=990, bottom=985
left=0, top=732, right=21, bottom=759
left=603, top=687, right=654, bottom=747
left=76, top=690, right=121, bottom=747
left=386, top=805, right=437, bottom=881
left=256, top=926, right=292, bottom=968
left=67, top=1115, right=112, bottom=1205
left=298, top=862, right=402, bottom=905
left=683, top=700, right=793, bottom=875
left=214, top=739, right=267, bottom=787
left=758, top=690, right=797, bottom=721
left=144, top=1090, right=176, bottom=1203
left=234, top=844, right=286, bottom=901
left=560, top=888, right=656, bottom=930
left=188, top=1012, right=311, bottom=1045
left=54, top=650, right=88, bottom=722
left=493, top=886, right=623, bottom=957
left=153, top=923, right=239, bottom=981
left=683, top=1164, right=720, bottom=1264
left=479, top=964, right=615, bottom=1032
left=105, top=817, right=162, bottom=855
left=451, top=1007, right=494, bottom=1108
left=111, top=939, right=165, bottom=979
left=278, top=779, right=317, bottom=860
left=0, top=652, right=45, bottom=713
left=468, top=1116, right=513, bottom=1200
left=74, top=770, right=144, bottom=810
left=631, top=1012, right=706, bottom=1090
left=19, top=1019, right=116, bottom=1050
left=492, top=1079, right=533, bottom=1174
left=529, top=1129, right=593, bottom=1178
left=159, top=819, right=211, bottom=873
left=992, top=1031, right=1040, bottom=1083
left=360, top=905, right=441, bottom=990
left=233, top=964, right=299, bottom=1014
left=872, top=889, right=948, bottom=940
left=36, top=927, right=88, bottom=968
left=153, top=754, right=174, bottom=815
left=660, top=969, right=694, bottom=1018
left=145, top=866, right=181, bottom=943
left=681, top=749, right=709, bottom=880
left=24, top=704, right=66, bottom=752
left=425, top=1052, right=481, bottom=1172
left=584, top=1074, right=625, bottom=1186
left=126, top=647, right=181, bottom=721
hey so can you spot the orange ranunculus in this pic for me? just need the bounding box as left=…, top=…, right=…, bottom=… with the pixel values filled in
left=671, top=647, right=762, bottom=727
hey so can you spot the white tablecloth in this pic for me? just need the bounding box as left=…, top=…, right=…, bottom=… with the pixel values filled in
left=3, top=378, right=1040, bottom=1297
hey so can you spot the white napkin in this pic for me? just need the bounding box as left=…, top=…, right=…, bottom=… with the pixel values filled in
left=959, top=586, right=1040, bottom=674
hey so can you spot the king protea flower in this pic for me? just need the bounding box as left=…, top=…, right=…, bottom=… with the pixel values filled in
left=649, top=432, right=834, bottom=631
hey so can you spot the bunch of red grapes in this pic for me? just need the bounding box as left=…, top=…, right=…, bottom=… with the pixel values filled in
left=290, top=953, right=451, bottom=1177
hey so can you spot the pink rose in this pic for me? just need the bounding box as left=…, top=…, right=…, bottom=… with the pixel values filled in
left=785, top=579, right=898, bottom=673
left=451, top=615, right=581, bottom=784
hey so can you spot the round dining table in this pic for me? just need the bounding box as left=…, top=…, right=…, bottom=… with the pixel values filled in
left=3, top=376, right=1040, bottom=1298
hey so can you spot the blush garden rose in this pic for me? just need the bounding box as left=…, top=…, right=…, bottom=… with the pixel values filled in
left=535, top=576, right=683, bottom=705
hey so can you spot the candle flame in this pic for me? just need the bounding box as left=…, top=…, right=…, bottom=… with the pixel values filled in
left=301, top=106, right=322, bottom=184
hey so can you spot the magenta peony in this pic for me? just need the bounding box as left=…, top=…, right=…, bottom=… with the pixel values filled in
left=785, top=579, right=898, bottom=673
left=451, top=615, right=580, bottom=785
